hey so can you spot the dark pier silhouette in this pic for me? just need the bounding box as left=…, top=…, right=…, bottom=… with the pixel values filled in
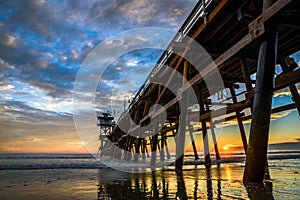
left=97, top=0, right=300, bottom=184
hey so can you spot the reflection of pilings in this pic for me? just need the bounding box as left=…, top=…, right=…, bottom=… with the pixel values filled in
left=216, top=164, right=222, bottom=199
left=230, top=86, right=248, bottom=153
left=151, top=172, right=159, bottom=199
left=176, top=170, right=188, bottom=199
left=206, top=167, right=213, bottom=200
left=246, top=183, right=274, bottom=200
left=162, top=171, right=169, bottom=199
left=193, top=169, right=198, bottom=199
left=99, top=163, right=263, bottom=199
left=244, top=0, right=277, bottom=183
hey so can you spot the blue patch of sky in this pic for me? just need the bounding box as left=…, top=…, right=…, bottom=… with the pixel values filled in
left=81, top=28, right=99, bottom=37
left=272, top=95, right=293, bottom=108
left=0, top=7, right=17, bottom=21
left=291, top=51, right=300, bottom=63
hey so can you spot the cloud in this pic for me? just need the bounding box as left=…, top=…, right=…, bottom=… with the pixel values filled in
left=120, top=0, right=158, bottom=25
left=0, top=84, right=15, bottom=90
left=0, top=0, right=198, bottom=153
left=0, top=100, right=77, bottom=152
left=3, top=35, right=18, bottom=47
left=274, top=87, right=300, bottom=97
left=0, top=0, right=195, bottom=100
left=270, top=110, right=293, bottom=120
left=70, top=50, right=79, bottom=60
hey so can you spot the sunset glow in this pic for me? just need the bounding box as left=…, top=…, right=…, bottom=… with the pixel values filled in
left=223, top=146, right=229, bottom=151
left=0, top=0, right=299, bottom=154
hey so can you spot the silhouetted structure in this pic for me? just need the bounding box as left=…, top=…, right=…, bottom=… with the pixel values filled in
left=97, top=112, right=115, bottom=156
left=98, top=0, right=300, bottom=184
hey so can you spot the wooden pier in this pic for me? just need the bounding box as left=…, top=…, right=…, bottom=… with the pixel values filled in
left=98, top=0, right=300, bottom=183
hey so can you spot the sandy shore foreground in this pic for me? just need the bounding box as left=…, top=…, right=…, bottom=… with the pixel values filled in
left=0, top=160, right=299, bottom=199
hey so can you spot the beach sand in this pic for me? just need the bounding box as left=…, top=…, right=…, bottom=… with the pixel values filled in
left=0, top=160, right=299, bottom=199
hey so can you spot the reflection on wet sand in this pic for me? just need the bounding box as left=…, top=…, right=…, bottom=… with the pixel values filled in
left=97, top=164, right=274, bottom=199
left=246, top=182, right=274, bottom=200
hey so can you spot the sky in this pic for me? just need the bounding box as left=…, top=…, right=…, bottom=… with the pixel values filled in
left=0, top=0, right=299, bottom=154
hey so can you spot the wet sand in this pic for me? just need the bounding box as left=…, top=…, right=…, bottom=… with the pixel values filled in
left=0, top=160, right=299, bottom=199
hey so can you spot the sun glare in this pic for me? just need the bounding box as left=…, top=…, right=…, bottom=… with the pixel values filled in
left=223, top=146, right=229, bottom=151
left=222, top=144, right=239, bottom=152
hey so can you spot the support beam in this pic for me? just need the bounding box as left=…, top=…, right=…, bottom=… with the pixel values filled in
left=175, top=104, right=187, bottom=169
left=176, top=61, right=189, bottom=169
left=152, top=0, right=231, bottom=107
left=205, top=103, right=221, bottom=161
left=165, top=140, right=171, bottom=160
left=230, top=86, right=248, bottom=153
left=209, top=121, right=221, bottom=160
left=241, top=103, right=296, bottom=122
left=125, top=136, right=133, bottom=161
left=151, top=133, right=158, bottom=166
left=240, top=58, right=254, bottom=109
left=176, top=170, right=188, bottom=199
left=188, top=124, right=199, bottom=160
left=133, top=111, right=140, bottom=162
left=275, top=69, right=300, bottom=90
left=199, top=88, right=211, bottom=166
left=279, top=57, right=300, bottom=115
left=160, top=132, right=165, bottom=161
left=169, top=121, right=177, bottom=138
left=133, top=137, right=142, bottom=162
left=141, top=139, right=146, bottom=160
left=244, top=0, right=277, bottom=183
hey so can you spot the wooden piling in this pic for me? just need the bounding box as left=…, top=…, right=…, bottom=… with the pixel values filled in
left=175, top=96, right=187, bottom=169
left=133, top=137, right=141, bottom=162
left=188, top=124, right=199, bottom=160
left=175, top=61, right=189, bottom=169
left=141, top=139, right=146, bottom=160
left=160, top=132, right=165, bottom=161
left=209, top=121, right=221, bottom=160
left=205, top=103, right=220, bottom=161
left=229, top=86, right=248, bottom=153
left=125, top=136, right=133, bottom=161
left=240, top=58, right=253, bottom=101
left=199, top=88, right=211, bottom=166
left=164, top=140, right=171, bottom=160
left=244, top=0, right=277, bottom=183
left=151, top=133, right=158, bottom=166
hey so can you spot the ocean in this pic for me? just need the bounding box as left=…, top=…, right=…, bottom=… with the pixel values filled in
left=0, top=151, right=299, bottom=199
left=0, top=150, right=300, bottom=170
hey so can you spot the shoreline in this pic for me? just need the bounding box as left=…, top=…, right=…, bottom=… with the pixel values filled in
left=0, top=159, right=299, bottom=199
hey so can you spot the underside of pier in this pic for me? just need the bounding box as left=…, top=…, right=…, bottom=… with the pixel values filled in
left=98, top=0, right=300, bottom=183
